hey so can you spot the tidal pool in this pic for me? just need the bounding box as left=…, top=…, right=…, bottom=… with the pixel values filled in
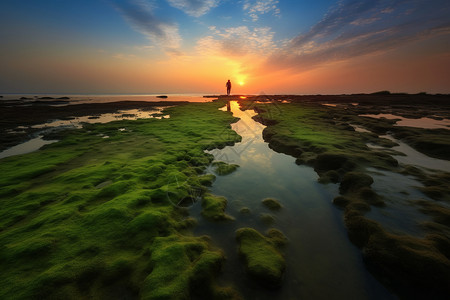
left=1, top=108, right=168, bottom=159
left=360, top=113, right=450, bottom=130
left=191, top=101, right=393, bottom=299
left=378, top=135, right=450, bottom=173
left=31, top=108, right=168, bottom=129
left=0, top=136, right=58, bottom=159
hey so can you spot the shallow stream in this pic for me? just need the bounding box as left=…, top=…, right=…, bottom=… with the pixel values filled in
left=190, top=101, right=394, bottom=299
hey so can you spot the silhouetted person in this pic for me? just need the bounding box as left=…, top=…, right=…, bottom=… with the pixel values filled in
left=226, top=80, right=232, bottom=96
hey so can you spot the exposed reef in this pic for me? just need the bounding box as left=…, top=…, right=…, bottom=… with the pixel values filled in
left=240, top=94, right=450, bottom=298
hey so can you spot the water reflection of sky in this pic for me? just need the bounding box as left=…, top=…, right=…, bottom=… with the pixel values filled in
left=380, top=135, right=450, bottom=173
left=366, top=168, right=432, bottom=237
left=361, top=113, right=450, bottom=129
left=200, top=101, right=393, bottom=300
left=0, top=136, right=58, bottom=159
left=1, top=108, right=169, bottom=159
left=31, top=108, right=168, bottom=129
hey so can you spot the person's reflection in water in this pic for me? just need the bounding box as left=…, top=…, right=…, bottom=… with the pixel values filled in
left=227, top=100, right=231, bottom=112
left=226, top=79, right=232, bottom=96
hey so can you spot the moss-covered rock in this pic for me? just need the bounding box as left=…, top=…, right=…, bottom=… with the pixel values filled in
left=239, top=207, right=250, bottom=214
left=235, top=228, right=286, bottom=288
left=262, top=198, right=282, bottom=210
left=212, top=161, right=239, bottom=175
left=339, top=172, right=374, bottom=194
left=260, top=213, right=275, bottom=225
left=201, top=193, right=234, bottom=221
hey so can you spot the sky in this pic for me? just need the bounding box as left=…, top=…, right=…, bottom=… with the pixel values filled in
left=1, top=0, right=449, bottom=95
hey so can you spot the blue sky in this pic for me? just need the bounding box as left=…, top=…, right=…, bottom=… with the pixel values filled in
left=1, top=0, right=449, bottom=94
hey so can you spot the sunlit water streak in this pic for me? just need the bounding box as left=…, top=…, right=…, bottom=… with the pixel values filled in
left=191, top=101, right=393, bottom=299
left=0, top=136, right=58, bottom=159
left=361, top=113, right=450, bottom=130
left=0, top=108, right=168, bottom=159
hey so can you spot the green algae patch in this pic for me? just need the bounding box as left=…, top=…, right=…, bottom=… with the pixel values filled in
left=212, top=161, right=239, bottom=175
left=0, top=101, right=241, bottom=299
left=202, top=193, right=234, bottom=221
left=141, top=234, right=226, bottom=300
left=260, top=213, right=275, bottom=225
left=235, top=227, right=286, bottom=288
left=239, top=207, right=251, bottom=214
left=262, top=198, right=282, bottom=210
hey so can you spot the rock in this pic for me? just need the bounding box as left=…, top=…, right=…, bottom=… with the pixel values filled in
left=236, top=228, right=286, bottom=287
left=262, top=198, right=282, bottom=210
left=212, top=161, right=239, bottom=175
left=339, top=172, right=373, bottom=194
left=156, top=95, right=168, bottom=98
left=260, top=213, right=275, bottom=225
left=201, top=193, right=234, bottom=221
left=239, top=207, right=250, bottom=214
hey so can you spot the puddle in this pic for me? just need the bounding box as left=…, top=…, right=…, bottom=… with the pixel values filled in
left=350, top=124, right=371, bottom=133
left=360, top=114, right=450, bottom=130
left=366, top=168, right=432, bottom=236
left=192, top=101, right=394, bottom=299
left=1, top=108, right=169, bottom=160
left=31, top=108, right=168, bottom=129
left=380, top=135, right=450, bottom=173
left=0, top=136, right=58, bottom=159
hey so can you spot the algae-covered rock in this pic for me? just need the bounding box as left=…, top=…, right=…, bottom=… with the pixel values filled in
left=202, top=193, right=234, bottom=221
left=262, top=198, right=282, bottom=210
left=314, top=153, right=354, bottom=173
left=266, top=228, right=288, bottom=247
left=318, top=170, right=340, bottom=184
left=339, top=172, right=374, bottom=194
left=142, top=234, right=228, bottom=299
left=260, top=213, right=275, bottom=225
left=239, top=207, right=250, bottom=214
left=212, top=161, right=239, bottom=175
left=333, top=196, right=350, bottom=208
left=235, top=227, right=286, bottom=287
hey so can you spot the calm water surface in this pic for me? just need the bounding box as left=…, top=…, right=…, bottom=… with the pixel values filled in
left=191, top=101, right=394, bottom=299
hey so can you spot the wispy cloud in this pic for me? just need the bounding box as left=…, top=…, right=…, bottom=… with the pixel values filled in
left=266, top=0, right=450, bottom=71
left=196, top=25, right=277, bottom=57
left=111, top=0, right=182, bottom=54
left=243, top=0, right=280, bottom=21
left=167, top=0, right=218, bottom=17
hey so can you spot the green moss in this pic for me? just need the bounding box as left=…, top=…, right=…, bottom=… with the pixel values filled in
left=333, top=196, right=350, bottom=208
left=212, top=161, right=239, bottom=175
left=239, top=207, right=250, bottom=214
left=261, top=198, right=282, bottom=210
left=260, top=213, right=275, bottom=225
left=142, top=235, right=226, bottom=299
left=318, top=170, right=340, bottom=184
left=235, top=227, right=285, bottom=287
left=0, top=101, right=240, bottom=299
left=201, top=193, right=234, bottom=221
left=339, top=172, right=374, bottom=194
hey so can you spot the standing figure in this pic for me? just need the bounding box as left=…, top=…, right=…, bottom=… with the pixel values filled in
left=226, top=80, right=232, bottom=96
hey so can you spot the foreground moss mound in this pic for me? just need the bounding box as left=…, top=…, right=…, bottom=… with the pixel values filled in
left=235, top=228, right=286, bottom=287
left=0, top=101, right=241, bottom=299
